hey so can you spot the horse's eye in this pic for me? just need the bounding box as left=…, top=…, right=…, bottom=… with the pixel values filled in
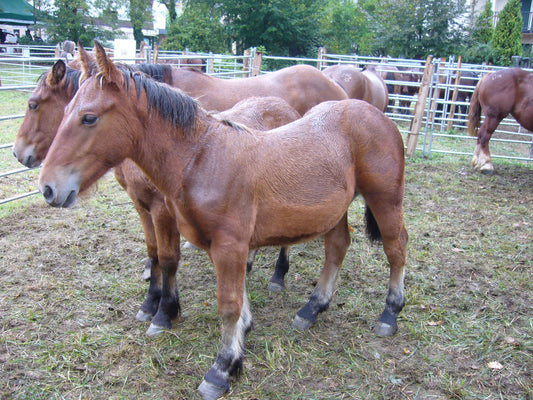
left=82, top=114, right=98, bottom=125
left=28, top=102, right=38, bottom=111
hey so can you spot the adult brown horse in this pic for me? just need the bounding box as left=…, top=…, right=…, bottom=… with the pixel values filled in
left=468, top=67, right=533, bottom=173
left=12, top=59, right=300, bottom=336
left=160, top=63, right=348, bottom=114
left=38, top=42, right=407, bottom=400
left=322, top=64, right=389, bottom=112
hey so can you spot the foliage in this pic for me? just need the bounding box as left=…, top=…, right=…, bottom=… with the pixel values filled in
left=162, top=0, right=227, bottom=53
left=320, top=0, right=375, bottom=55
left=492, top=0, right=523, bottom=66
left=471, top=0, right=494, bottom=44
left=219, top=0, right=324, bottom=57
left=129, top=0, right=154, bottom=46
left=369, top=0, right=468, bottom=59
left=42, top=0, right=123, bottom=46
left=462, top=42, right=496, bottom=65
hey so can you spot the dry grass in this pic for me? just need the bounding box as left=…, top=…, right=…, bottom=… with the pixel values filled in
left=0, top=155, right=531, bottom=400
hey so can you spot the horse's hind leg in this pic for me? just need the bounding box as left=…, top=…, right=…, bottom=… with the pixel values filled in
left=293, top=213, right=350, bottom=331
left=268, top=246, right=290, bottom=291
left=472, top=116, right=500, bottom=174
left=245, top=246, right=290, bottom=292
left=364, top=196, right=408, bottom=337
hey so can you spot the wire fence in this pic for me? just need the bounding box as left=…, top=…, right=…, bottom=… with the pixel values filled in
left=1, top=46, right=532, bottom=205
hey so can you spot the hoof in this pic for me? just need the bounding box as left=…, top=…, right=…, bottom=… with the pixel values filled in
left=197, top=379, right=229, bottom=400
left=184, top=241, right=199, bottom=250
left=135, top=309, right=153, bottom=322
left=480, top=165, right=495, bottom=175
left=374, top=321, right=397, bottom=337
left=146, top=323, right=167, bottom=337
left=267, top=281, right=284, bottom=292
left=292, top=315, right=314, bottom=331
left=142, top=267, right=151, bottom=281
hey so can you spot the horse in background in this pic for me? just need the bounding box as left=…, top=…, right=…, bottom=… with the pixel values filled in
left=376, top=63, right=402, bottom=112
left=322, top=64, right=388, bottom=112
left=162, top=63, right=348, bottom=115
left=468, top=67, right=533, bottom=173
left=13, top=58, right=301, bottom=336
left=39, top=41, right=407, bottom=399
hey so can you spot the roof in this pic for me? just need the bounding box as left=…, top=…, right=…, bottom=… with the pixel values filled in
left=0, top=0, right=35, bottom=25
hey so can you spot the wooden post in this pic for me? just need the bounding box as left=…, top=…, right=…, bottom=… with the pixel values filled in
left=243, top=49, right=251, bottom=76
left=54, top=43, right=59, bottom=58
left=139, top=41, right=145, bottom=62
left=406, top=55, right=434, bottom=157
left=317, top=46, right=327, bottom=69
left=446, top=55, right=462, bottom=130
left=251, top=51, right=262, bottom=76
left=153, top=44, right=160, bottom=63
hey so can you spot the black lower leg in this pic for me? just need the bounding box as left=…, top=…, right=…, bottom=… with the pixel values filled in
left=269, top=247, right=290, bottom=288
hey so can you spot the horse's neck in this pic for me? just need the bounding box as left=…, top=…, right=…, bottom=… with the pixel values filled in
left=133, top=110, right=211, bottom=198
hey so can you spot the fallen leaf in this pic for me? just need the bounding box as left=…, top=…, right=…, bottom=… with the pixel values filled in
left=402, top=347, right=411, bottom=355
left=504, top=336, right=520, bottom=346
left=488, top=361, right=503, bottom=370
left=428, top=320, right=444, bottom=326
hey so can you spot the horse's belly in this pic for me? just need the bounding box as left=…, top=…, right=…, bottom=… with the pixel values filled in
left=251, top=196, right=352, bottom=247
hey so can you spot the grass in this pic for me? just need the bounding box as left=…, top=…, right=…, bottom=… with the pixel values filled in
left=0, top=155, right=531, bottom=400
left=0, top=67, right=532, bottom=400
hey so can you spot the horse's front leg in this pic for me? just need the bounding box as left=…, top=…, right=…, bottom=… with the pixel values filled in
left=198, top=239, right=252, bottom=400
left=293, top=213, right=350, bottom=330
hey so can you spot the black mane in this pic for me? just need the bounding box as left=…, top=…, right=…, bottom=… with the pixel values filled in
left=117, top=65, right=198, bottom=132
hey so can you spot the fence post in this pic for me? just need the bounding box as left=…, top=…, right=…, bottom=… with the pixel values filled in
left=251, top=51, right=262, bottom=76
left=446, top=55, right=462, bottom=131
left=153, top=44, right=160, bottom=63
left=317, top=46, right=327, bottom=69
left=406, top=55, right=434, bottom=157
left=243, top=49, right=251, bottom=76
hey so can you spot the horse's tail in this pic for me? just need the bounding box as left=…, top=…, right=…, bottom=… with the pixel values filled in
left=365, top=205, right=382, bottom=243
left=467, top=74, right=485, bottom=137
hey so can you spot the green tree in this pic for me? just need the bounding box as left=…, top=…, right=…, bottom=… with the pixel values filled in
left=370, top=0, right=467, bottom=58
left=463, top=1, right=495, bottom=64
left=162, top=0, right=227, bottom=53
left=492, top=0, right=523, bottom=65
left=129, top=0, right=153, bottom=46
left=44, top=0, right=103, bottom=45
left=472, top=0, right=494, bottom=43
left=221, top=0, right=324, bottom=57
left=320, top=0, right=375, bottom=54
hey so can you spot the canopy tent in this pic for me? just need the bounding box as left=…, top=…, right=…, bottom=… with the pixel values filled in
left=0, top=0, right=36, bottom=26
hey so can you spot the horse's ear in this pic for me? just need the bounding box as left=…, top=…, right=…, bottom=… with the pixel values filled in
left=94, top=40, right=123, bottom=87
left=46, top=60, right=66, bottom=87
left=78, top=42, right=91, bottom=83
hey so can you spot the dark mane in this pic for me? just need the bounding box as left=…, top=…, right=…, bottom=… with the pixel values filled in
left=129, top=63, right=173, bottom=83
left=116, top=66, right=198, bottom=131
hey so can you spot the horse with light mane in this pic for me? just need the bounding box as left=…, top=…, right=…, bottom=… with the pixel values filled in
left=38, top=41, right=408, bottom=400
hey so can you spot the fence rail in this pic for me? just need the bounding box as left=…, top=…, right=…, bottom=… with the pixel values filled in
left=1, top=47, right=532, bottom=205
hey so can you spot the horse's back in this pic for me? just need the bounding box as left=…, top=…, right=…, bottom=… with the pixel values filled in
left=362, top=69, right=389, bottom=112
left=216, top=96, right=301, bottom=130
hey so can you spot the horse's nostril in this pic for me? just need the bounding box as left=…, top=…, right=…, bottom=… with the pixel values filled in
left=42, top=185, right=54, bottom=202
left=26, top=155, right=34, bottom=168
